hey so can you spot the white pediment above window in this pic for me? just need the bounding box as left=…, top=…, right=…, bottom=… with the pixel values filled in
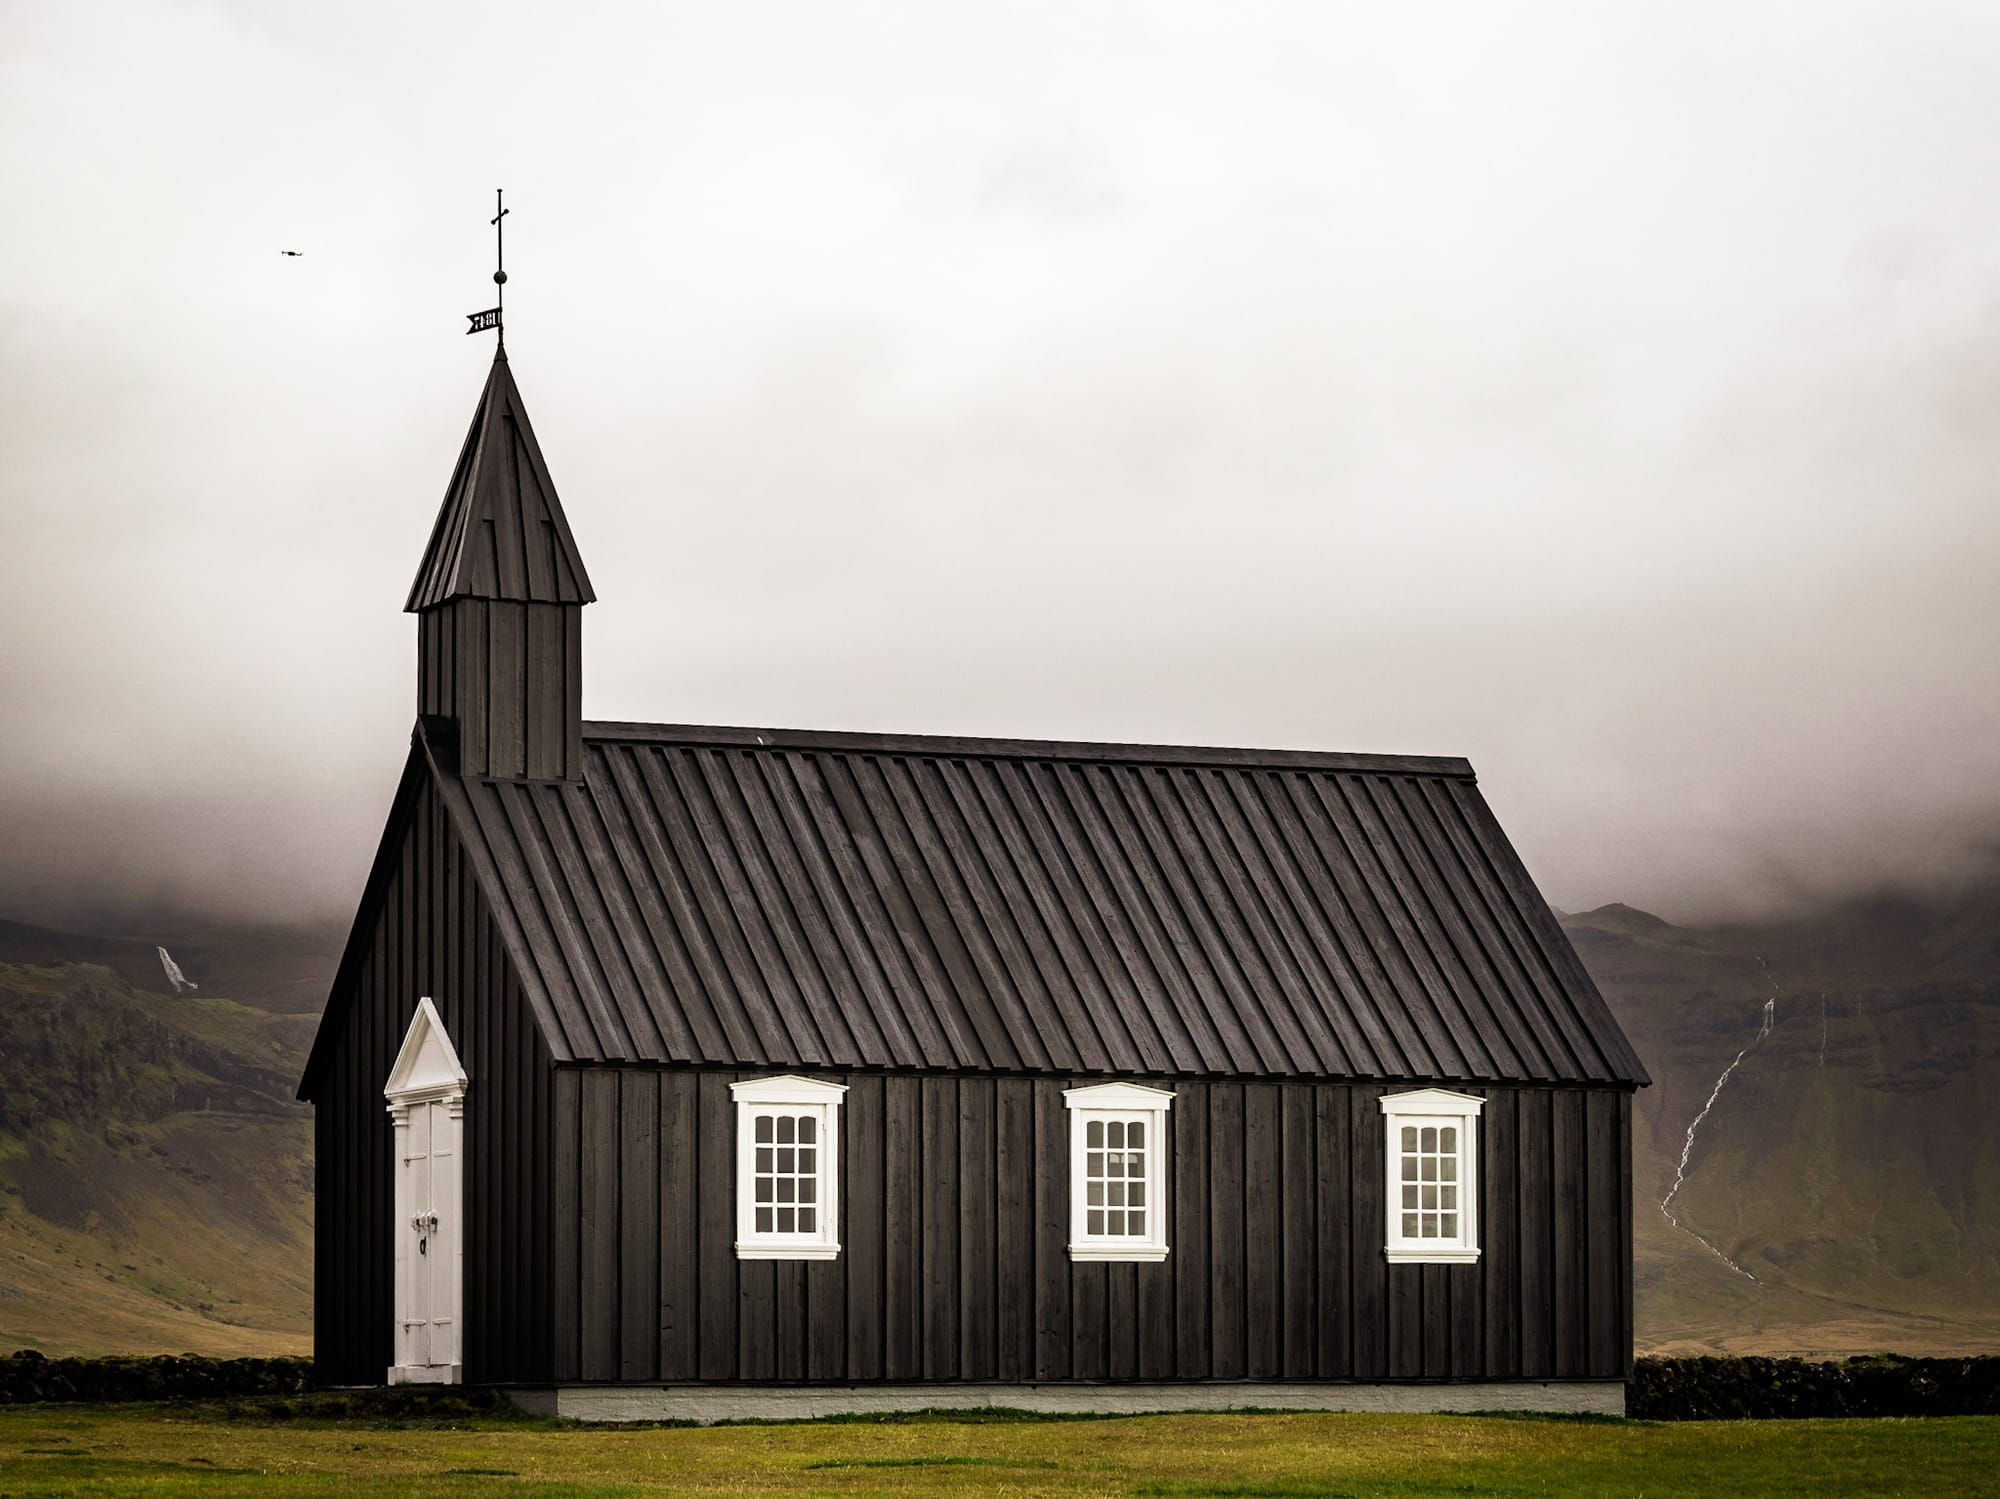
left=729, top=1075, right=848, bottom=1105
left=1062, top=1081, right=1176, bottom=1111
left=1378, top=1087, right=1484, bottom=1116
left=384, top=998, right=468, bottom=1103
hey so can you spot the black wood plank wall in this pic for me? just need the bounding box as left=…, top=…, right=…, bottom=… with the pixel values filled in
left=418, top=598, right=582, bottom=781
left=550, top=1071, right=1632, bottom=1384
left=312, top=777, right=557, bottom=1385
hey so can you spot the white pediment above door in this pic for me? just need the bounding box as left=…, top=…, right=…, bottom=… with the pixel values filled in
left=384, top=997, right=468, bottom=1104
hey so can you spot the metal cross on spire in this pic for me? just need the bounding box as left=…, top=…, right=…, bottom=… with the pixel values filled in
left=465, top=188, right=509, bottom=346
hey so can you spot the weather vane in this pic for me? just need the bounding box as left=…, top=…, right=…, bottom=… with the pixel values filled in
left=465, top=189, right=508, bottom=345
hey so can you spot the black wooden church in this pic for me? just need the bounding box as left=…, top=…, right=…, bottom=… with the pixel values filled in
left=299, top=345, right=1650, bottom=1419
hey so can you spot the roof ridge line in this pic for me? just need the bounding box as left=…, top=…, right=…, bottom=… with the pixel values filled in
left=578, top=720, right=1477, bottom=779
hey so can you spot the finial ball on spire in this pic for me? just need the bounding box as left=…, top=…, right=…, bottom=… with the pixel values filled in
left=494, top=271, right=508, bottom=285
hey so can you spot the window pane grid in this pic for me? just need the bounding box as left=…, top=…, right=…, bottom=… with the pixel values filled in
left=1396, top=1121, right=1460, bottom=1241
left=1082, top=1114, right=1148, bottom=1240
left=750, top=1108, right=819, bottom=1237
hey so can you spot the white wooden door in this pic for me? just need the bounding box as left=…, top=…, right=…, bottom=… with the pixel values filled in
left=400, top=1100, right=431, bottom=1368
left=396, top=1099, right=462, bottom=1377
left=385, top=997, right=467, bottom=1385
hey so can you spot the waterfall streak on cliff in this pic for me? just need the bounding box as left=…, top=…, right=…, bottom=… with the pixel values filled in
left=1658, top=994, right=1775, bottom=1281
left=156, top=946, right=197, bottom=993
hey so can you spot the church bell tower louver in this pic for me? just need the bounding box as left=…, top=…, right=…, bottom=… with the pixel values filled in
left=406, top=347, right=594, bottom=781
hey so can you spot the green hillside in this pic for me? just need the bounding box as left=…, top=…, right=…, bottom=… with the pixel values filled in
left=0, top=919, right=344, bottom=1015
left=0, top=962, right=314, bottom=1356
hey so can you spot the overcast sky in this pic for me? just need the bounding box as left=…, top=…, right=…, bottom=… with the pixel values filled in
left=4, top=0, right=1998, bottom=934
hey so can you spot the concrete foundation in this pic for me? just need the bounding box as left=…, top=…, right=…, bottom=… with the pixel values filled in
left=508, top=1380, right=1625, bottom=1424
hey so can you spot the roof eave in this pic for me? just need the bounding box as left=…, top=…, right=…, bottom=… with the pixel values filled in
left=297, top=717, right=584, bottom=1102
left=296, top=737, right=431, bottom=1101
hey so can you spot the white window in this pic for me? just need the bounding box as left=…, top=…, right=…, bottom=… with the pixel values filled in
left=1380, top=1088, right=1483, bottom=1263
left=731, top=1075, right=845, bottom=1260
left=1064, top=1082, right=1173, bottom=1262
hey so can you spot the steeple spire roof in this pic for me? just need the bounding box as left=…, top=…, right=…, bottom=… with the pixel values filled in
left=406, top=350, right=595, bottom=612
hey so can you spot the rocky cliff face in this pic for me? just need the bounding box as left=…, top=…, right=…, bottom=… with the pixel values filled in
left=1567, top=884, right=2000, bottom=1355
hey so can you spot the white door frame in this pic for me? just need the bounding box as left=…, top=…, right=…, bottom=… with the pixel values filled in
left=383, top=996, right=467, bottom=1385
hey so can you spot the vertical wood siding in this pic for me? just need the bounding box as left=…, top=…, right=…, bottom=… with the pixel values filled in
left=552, top=1072, right=1632, bottom=1384
left=312, top=777, right=556, bottom=1385
left=418, top=599, right=582, bottom=781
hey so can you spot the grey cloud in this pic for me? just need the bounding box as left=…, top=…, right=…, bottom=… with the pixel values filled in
left=4, top=0, right=1998, bottom=934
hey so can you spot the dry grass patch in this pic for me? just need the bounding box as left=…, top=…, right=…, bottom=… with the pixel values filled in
left=0, top=1405, right=1992, bottom=1497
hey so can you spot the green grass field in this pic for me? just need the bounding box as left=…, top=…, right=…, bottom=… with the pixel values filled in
left=0, top=1405, right=1993, bottom=1498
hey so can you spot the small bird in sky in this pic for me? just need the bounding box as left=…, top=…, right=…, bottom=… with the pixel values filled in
left=280, top=249, right=303, bottom=257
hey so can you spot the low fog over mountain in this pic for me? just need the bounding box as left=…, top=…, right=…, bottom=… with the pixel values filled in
left=5, top=2, right=1999, bottom=932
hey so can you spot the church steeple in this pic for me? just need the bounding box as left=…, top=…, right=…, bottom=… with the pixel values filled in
left=410, top=350, right=592, bottom=781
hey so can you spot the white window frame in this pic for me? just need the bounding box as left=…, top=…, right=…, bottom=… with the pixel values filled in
left=1380, top=1087, right=1483, bottom=1264
left=1064, top=1081, right=1173, bottom=1262
left=732, top=1075, right=846, bottom=1260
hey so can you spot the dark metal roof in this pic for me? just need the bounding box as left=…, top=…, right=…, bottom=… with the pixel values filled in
left=405, top=351, right=595, bottom=612
left=432, top=720, right=1648, bottom=1086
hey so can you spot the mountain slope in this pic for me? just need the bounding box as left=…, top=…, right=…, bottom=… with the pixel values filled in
left=0, top=918, right=345, bottom=1014
left=1566, top=885, right=2000, bottom=1355
left=0, top=961, right=314, bottom=1356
